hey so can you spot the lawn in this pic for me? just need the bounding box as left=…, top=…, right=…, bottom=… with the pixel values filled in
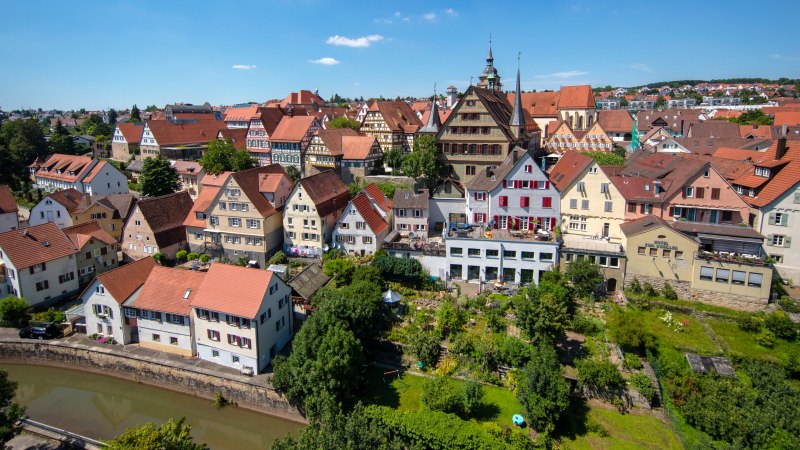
left=640, top=309, right=719, bottom=354
left=362, top=367, right=524, bottom=427
left=557, top=401, right=682, bottom=450
left=707, top=319, right=800, bottom=364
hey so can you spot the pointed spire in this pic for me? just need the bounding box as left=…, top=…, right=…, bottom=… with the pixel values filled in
left=487, top=34, right=493, bottom=62
left=510, top=52, right=525, bottom=138
left=419, top=84, right=442, bottom=134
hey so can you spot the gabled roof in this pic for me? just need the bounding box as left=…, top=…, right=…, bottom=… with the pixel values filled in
left=471, top=87, right=516, bottom=141
left=363, top=183, right=392, bottom=211
left=279, top=90, right=325, bottom=108
left=315, top=128, right=359, bottom=156
left=134, top=191, right=194, bottom=249
left=258, top=173, right=287, bottom=194
left=253, top=107, right=287, bottom=135
left=506, top=91, right=559, bottom=117
left=288, top=262, right=330, bottom=302
left=183, top=187, right=220, bottom=228
left=420, top=109, right=452, bottom=127
left=145, top=120, right=226, bottom=146
left=172, top=160, right=203, bottom=176
left=230, top=165, right=286, bottom=217
left=133, top=266, right=206, bottom=315
left=62, top=220, right=116, bottom=249
left=201, top=171, right=233, bottom=188
left=548, top=151, right=594, bottom=192
left=223, top=105, right=260, bottom=122
left=34, top=154, right=95, bottom=183
left=0, top=222, right=77, bottom=269
left=92, top=257, right=157, bottom=304
left=269, top=115, right=318, bottom=142
left=619, top=216, right=697, bottom=247
left=342, top=135, right=378, bottom=160
left=392, top=189, right=428, bottom=209
left=218, top=129, right=248, bottom=149
left=635, top=109, right=703, bottom=131
left=98, top=194, right=136, bottom=221
left=607, top=175, right=664, bottom=202
left=0, top=186, right=18, bottom=214
left=115, top=123, right=144, bottom=143
left=686, top=121, right=741, bottom=140
left=774, top=111, right=800, bottom=127
left=714, top=140, right=800, bottom=208
left=557, top=85, right=596, bottom=109
left=47, top=188, right=86, bottom=212
left=367, top=101, right=422, bottom=133
left=82, top=160, right=111, bottom=183
left=465, top=147, right=529, bottom=191
left=191, top=263, right=278, bottom=318
left=350, top=193, right=389, bottom=235
left=597, top=110, right=633, bottom=133
left=298, top=170, right=350, bottom=217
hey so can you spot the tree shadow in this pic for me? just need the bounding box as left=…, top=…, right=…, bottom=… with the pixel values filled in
left=358, top=367, right=401, bottom=409
left=556, top=334, right=586, bottom=366
left=468, top=401, right=501, bottom=422
left=552, top=395, right=590, bottom=440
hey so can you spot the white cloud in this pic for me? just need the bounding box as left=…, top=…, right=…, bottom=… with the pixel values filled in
left=309, top=57, right=340, bottom=66
left=373, top=18, right=392, bottom=24
left=535, top=70, right=587, bottom=79
left=443, top=8, right=458, bottom=16
left=629, top=63, right=654, bottom=73
left=232, top=64, right=256, bottom=70
left=394, top=11, right=401, bottom=17
left=353, top=82, right=361, bottom=86
left=326, top=34, right=384, bottom=48
left=423, top=12, right=437, bottom=21
left=402, top=17, right=410, bottom=22
left=770, top=53, right=799, bottom=61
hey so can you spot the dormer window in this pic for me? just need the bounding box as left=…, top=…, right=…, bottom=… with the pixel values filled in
left=754, top=166, right=771, bottom=178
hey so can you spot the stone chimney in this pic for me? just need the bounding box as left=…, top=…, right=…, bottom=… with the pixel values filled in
left=776, top=124, right=789, bottom=160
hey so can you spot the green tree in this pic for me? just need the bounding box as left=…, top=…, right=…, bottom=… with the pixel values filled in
left=515, top=281, right=573, bottom=343
left=421, top=376, right=463, bottom=415
left=0, top=118, right=49, bottom=189
left=580, top=151, right=624, bottom=166
left=328, top=117, right=362, bottom=131
left=49, top=120, right=78, bottom=155
left=82, top=113, right=113, bottom=138
left=401, top=135, right=444, bottom=189
left=145, top=105, right=159, bottom=113
left=0, top=296, right=28, bottom=327
left=383, top=147, right=404, bottom=174
left=565, top=258, right=603, bottom=299
left=410, top=329, right=440, bottom=369
left=436, top=298, right=465, bottom=337
left=130, top=105, right=141, bottom=122
left=654, top=96, right=667, bottom=108
left=608, top=307, right=653, bottom=352
left=0, top=369, right=24, bottom=446
left=271, top=403, right=396, bottom=450
left=140, top=155, right=180, bottom=197
left=461, top=381, right=484, bottom=417
left=108, top=109, right=118, bottom=125
left=285, top=165, right=301, bottom=183
left=199, top=139, right=256, bottom=174
left=106, top=418, right=208, bottom=450
left=516, top=345, right=570, bottom=434
left=323, top=257, right=355, bottom=285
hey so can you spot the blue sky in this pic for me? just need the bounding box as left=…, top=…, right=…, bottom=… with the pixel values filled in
left=1, top=0, right=798, bottom=110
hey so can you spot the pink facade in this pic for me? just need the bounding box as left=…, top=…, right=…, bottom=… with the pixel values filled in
left=664, top=167, right=750, bottom=225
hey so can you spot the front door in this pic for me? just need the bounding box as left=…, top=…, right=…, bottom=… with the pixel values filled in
left=130, top=329, right=139, bottom=343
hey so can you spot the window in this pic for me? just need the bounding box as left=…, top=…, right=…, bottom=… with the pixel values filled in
left=499, top=196, right=508, bottom=207
left=662, top=249, right=671, bottom=258
left=228, top=217, right=241, bottom=227
left=152, top=334, right=161, bottom=342
left=638, top=247, right=646, bottom=255
left=715, top=268, right=730, bottom=283
left=210, top=216, right=219, bottom=226
left=58, top=272, right=74, bottom=284
left=649, top=248, right=658, bottom=256
left=627, top=203, right=637, bottom=213
left=748, top=272, right=763, bottom=287
left=473, top=192, right=486, bottom=201
left=212, top=349, right=220, bottom=358
left=450, top=247, right=463, bottom=256
left=356, top=222, right=365, bottom=230
left=247, top=219, right=260, bottom=229
left=542, top=197, right=553, bottom=208
left=232, top=355, right=240, bottom=363
left=581, top=199, right=589, bottom=210
left=466, top=166, right=476, bottom=176
left=569, top=198, right=578, bottom=209
left=363, top=236, right=373, bottom=244
left=521, top=251, right=534, bottom=260
left=696, top=187, right=705, bottom=199
left=486, top=249, right=499, bottom=258
left=503, top=250, right=517, bottom=259
left=609, top=257, right=620, bottom=268
left=642, top=204, right=652, bottom=214
left=699, top=266, right=714, bottom=280
left=170, top=337, right=178, bottom=345
left=772, top=235, right=785, bottom=246
left=604, top=201, right=613, bottom=213
left=684, top=187, right=694, bottom=198
left=35, top=280, right=49, bottom=291
left=468, top=248, right=481, bottom=257
left=540, top=253, right=554, bottom=262
left=731, top=270, right=746, bottom=285
left=675, top=251, right=684, bottom=260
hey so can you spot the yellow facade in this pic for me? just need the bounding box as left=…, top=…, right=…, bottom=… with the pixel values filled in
left=559, top=161, right=627, bottom=243
left=73, top=202, right=124, bottom=241
left=283, top=184, right=341, bottom=254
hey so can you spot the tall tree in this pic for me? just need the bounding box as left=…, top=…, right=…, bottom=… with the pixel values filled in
left=565, top=258, right=604, bottom=299
left=198, top=139, right=256, bottom=174
left=108, top=109, right=118, bottom=125
left=516, top=345, right=570, bottom=434
left=383, top=147, right=404, bottom=174
left=328, top=117, right=361, bottom=132
left=140, top=155, right=180, bottom=197
left=49, top=120, right=77, bottom=155
left=285, top=165, right=301, bottom=183
left=0, top=369, right=25, bottom=446
left=82, top=113, right=113, bottom=138
left=0, top=118, right=49, bottom=189
left=106, top=418, right=207, bottom=450
left=400, top=135, right=444, bottom=189
left=130, top=104, right=141, bottom=122
left=515, top=279, right=573, bottom=343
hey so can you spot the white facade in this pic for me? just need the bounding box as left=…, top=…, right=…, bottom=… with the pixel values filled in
left=82, top=279, right=133, bottom=344
left=1, top=253, right=78, bottom=306
left=82, top=164, right=129, bottom=196
left=757, top=181, right=800, bottom=284
left=28, top=197, right=74, bottom=228
left=135, top=310, right=194, bottom=356
left=332, top=198, right=389, bottom=256
left=0, top=212, right=19, bottom=232
left=444, top=237, right=559, bottom=285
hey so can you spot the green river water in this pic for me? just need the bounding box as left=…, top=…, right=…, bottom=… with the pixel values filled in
left=1, top=363, right=302, bottom=449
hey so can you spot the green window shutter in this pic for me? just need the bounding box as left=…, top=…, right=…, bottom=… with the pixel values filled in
left=785, top=237, right=792, bottom=248
left=782, top=214, right=789, bottom=226
left=794, top=192, right=800, bottom=204
left=768, top=213, right=776, bottom=225
left=767, top=234, right=775, bottom=245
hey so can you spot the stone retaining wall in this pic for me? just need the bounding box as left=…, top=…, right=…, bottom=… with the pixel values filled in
left=623, top=274, right=767, bottom=312
left=0, top=340, right=304, bottom=423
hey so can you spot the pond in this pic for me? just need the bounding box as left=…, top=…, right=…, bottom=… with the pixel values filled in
left=1, top=363, right=302, bottom=449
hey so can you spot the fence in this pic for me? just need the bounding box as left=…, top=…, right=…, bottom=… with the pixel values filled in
left=646, top=351, right=690, bottom=449
left=21, top=418, right=107, bottom=448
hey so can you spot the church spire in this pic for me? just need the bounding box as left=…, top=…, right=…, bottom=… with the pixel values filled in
left=510, top=52, right=525, bottom=139
left=487, top=34, right=493, bottom=62
left=419, top=84, right=442, bottom=135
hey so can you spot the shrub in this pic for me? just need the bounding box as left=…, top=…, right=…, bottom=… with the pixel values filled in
left=608, top=308, right=654, bottom=352
left=642, top=282, right=658, bottom=298
left=0, top=296, right=28, bottom=327
left=32, top=308, right=65, bottom=324
left=736, top=315, right=763, bottom=332
left=411, top=329, right=440, bottom=369
left=779, top=296, right=800, bottom=314
left=175, top=250, right=188, bottom=262
left=661, top=283, right=678, bottom=300
left=629, top=277, right=642, bottom=294
left=199, top=254, right=210, bottom=263
left=630, top=373, right=657, bottom=405
left=764, top=311, right=797, bottom=340
left=755, top=329, right=776, bottom=348
left=461, top=381, right=484, bottom=416
left=152, top=252, right=165, bottom=265
left=436, top=299, right=465, bottom=337
left=623, top=352, right=643, bottom=370
left=323, top=257, right=355, bottom=285
left=421, top=376, right=463, bottom=415
left=628, top=295, right=652, bottom=310
left=576, top=359, right=625, bottom=391
left=186, top=252, right=199, bottom=261
left=570, top=314, right=604, bottom=336
left=268, top=251, right=288, bottom=265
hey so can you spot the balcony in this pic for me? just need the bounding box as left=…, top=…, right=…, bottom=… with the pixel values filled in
left=695, top=251, right=771, bottom=268
left=445, top=224, right=556, bottom=243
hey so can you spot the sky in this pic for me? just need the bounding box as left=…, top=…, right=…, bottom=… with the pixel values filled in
left=1, top=0, right=799, bottom=110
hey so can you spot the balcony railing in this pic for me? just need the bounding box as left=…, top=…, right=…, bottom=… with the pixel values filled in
left=695, top=251, right=771, bottom=267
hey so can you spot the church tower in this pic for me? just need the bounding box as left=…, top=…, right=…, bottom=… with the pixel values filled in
left=509, top=55, right=525, bottom=140
left=419, top=85, right=442, bottom=135
left=477, top=36, right=502, bottom=92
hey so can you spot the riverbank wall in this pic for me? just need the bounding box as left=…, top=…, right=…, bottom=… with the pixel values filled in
left=0, top=339, right=305, bottom=424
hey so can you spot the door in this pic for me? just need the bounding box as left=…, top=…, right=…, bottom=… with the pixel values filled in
left=602, top=223, right=610, bottom=239
left=607, top=278, right=617, bottom=292
left=130, top=329, right=139, bottom=343
left=46, top=211, right=54, bottom=222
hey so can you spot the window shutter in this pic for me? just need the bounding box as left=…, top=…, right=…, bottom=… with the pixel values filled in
left=503, top=180, right=507, bottom=188
left=551, top=217, right=556, bottom=229
left=482, top=213, right=487, bottom=222
left=533, top=180, right=539, bottom=189
left=493, top=216, right=499, bottom=229
left=767, top=234, right=774, bottom=245
left=768, top=213, right=776, bottom=225
left=528, top=217, right=534, bottom=230
left=782, top=214, right=789, bottom=226
left=207, top=329, right=212, bottom=339
left=785, top=237, right=792, bottom=248
left=696, top=187, right=704, bottom=199
left=795, top=192, right=800, bottom=204
left=545, top=181, right=550, bottom=189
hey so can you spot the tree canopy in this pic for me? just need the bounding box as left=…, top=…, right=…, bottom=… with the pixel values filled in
left=327, top=117, right=361, bottom=132
left=0, top=369, right=24, bottom=446
left=565, top=258, right=604, bottom=299
left=140, top=155, right=180, bottom=197
left=515, top=274, right=574, bottom=343
left=580, top=151, right=624, bottom=166
left=106, top=418, right=208, bottom=450
left=49, top=120, right=78, bottom=155
left=0, top=118, right=49, bottom=189
left=285, top=165, right=301, bottom=183
left=130, top=105, right=141, bottom=122
left=383, top=147, right=404, bottom=174
left=516, top=345, right=570, bottom=434
left=401, top=135, right=444, bottom=189
left=198, top=139, right=257, bottom=174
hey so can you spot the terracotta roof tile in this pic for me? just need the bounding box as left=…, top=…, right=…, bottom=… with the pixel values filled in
left=223, top=105, right=260, bottom=122
left=201, top=172, right=233, bottom=187
left=774, top=111, right=800, bottom=127
left=279, top=90, right=325, bottom=108
left=116, top=123, right=144, bottom=143
left=35, top=154, right=95, bottom=184
left=81, top=160, right=108, bottom=183
left=0, top=222, right=77, bottom=269
left=738, top=125, right=774, bottom=139
left=191, top=263, right=276, bottom=318
left=62, top=220, right=117, bottom=249
left=549, top=151, right=594, bottom=192
left=506, top=91, right=559, bottom=117
left=342, top=135, right=378, bottom=160
left=315, top=128, right=359, bottom=156
left=0, top=186, right=18, bottom=214
left=363, top=183, right=392, bottom=211
left=47, top=188, right=87, bottom=212
left=134, top=191, right=194, bottom=248
left=269, top=115, right=318, bottom=142
left=183, top=187, right=220, bottom=228
left=230, top=165, right=286, bottom=217
left=172, top=161, right=203, bottom=176
left=218, top=128, right=248, bottom=149
left=597, top=110, right=633, bottom=133
left=133, top=266, right=206, bottom=315
left=92, top=257, right=157, bottom=304
left=298, top=170, right=350, bottom=217
left=420, top=108, right=452, bottom=126
left=369, top=101, right=422, bottom=133
left=351, top=193, right=389, bottom=235
left=557, top=85, right=596, bottom=109
left=146, top=120, right=226, bottom=147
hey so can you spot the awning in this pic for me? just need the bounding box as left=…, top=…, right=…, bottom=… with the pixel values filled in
left=696, top=233, right=763, bottom=245
left=203, top=229, right=221, bottom=233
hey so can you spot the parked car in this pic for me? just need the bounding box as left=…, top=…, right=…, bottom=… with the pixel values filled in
left=18, top=322, right=61, bottom=340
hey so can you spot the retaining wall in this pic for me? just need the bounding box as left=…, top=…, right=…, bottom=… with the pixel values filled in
left=0, top=340, right=304, bottom=423
left=623, top=274, right=767, bottom=312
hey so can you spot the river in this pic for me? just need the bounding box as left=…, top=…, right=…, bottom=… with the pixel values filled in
left=1, top=363, right=303, bottom=449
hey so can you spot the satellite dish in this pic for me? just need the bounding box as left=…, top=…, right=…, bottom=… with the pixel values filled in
left=323, top=244, right=330, bottom=252
left=408, top=231, right=416, bottom=238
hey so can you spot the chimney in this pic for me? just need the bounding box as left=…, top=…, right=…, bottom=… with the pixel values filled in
left=776, top=126, right=788, bottom=160
left=486, top=167, right=494, bottom=178
left=680, top=119, right=684, bottom=135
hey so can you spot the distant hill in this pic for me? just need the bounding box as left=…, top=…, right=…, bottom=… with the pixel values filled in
left=641, top=78, right=799, bottom=89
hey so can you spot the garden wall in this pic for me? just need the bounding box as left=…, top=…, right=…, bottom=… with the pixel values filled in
left=0, top=340, right=303, bottom=422
left=623, top=274, right=767, bottom=312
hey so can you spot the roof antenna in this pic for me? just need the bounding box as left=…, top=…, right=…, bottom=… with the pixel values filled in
left=470, top=77, right=474, bottom=86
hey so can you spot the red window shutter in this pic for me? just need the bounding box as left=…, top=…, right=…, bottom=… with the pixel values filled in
left=503, top=180, right=507, bottom=188
left=545, top=181, right=550, bottom=189
left=473, top=213, right=478, bottom=222
left=528, top=217, right=534, bottom=230
left=533, top=180, right=539, bottom=189
left=551, top=217, right=556, bottom=229
left=247, top=339, right=252, bottom=349
left=493, top=216, right=499, bottom=229
left=207, top=329, right=212, bottom=339
left=515, top=180, right=522, bottom=188
left=482, top=213, right=487, bottom=222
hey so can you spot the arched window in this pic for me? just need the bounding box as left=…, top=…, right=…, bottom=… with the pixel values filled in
left=577, top=116, right=584, bottom=130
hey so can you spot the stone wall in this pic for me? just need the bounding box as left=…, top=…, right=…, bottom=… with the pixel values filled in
left=623, top=274, right=767, bottom=312
left=0, top=341, right=303, bottom=422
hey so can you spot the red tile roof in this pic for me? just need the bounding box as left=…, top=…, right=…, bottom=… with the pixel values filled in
left=607, top=175, right=664, bottom=202
left=298, top=170, right=350, bottom=217
left=549, top=151, right=594, bottom=192
left=420, top=108, right=452, bottom=126
left=507, top=92, right=559, bottom=117
left=223, top=105, right=260, bottom=122
left=47, top=188, right=87, bottom=212
left=146, top=120, right=226, bottom=146
left=363, top=183, right=392, bottom=211
left=258, top=173, right=287, bottom=194
left=774, top=111, right=800, bottom=127
left=368, top=101, right=422, bottom=133
left=201, top=172, right=233, bottom=187
left=133, top=266, right=206, bottom=315
left=351, top=192, right=389, bottom=235
left=0, top=186, right=18, bottom=214
left=342, top=135, right=378, bottom=160
left=714, top=140, right=800, bottom=207
left=558, top=85, right=596, bottom=109
left=34, top=154, right=95, bottom=184
left=231, top=164, right=287, bottom=217
left=218, top=128, right=248, bottom=149
left=92, top=257, right=157, bottom=304
left=191, top=263, right=277, bottom=318
left=279, top=90, right=325, bottom=108
left=172, top=161, right=203, bottom=176
left=315, top=128, right=359, bottom=156
left=739, top=125, right=773, bottom=139
left=183, top=187, right=219, bottom=228
left=269, top=115, right=318, bottom=142
left=597, top=110, right=633, bottom=133
left=0, top=222, right=77, bottom=269
left=81, top=160, right=109, bottom=183
left=62, top=220, right=116, bottom=249
left=116, top=123, right=144, bottom=143
left=134, top=191, right=194, bottom=249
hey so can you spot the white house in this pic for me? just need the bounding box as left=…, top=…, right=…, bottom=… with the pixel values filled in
left=332, top=184, right=392, bottom=256
left=392, top=189, right=429, bottom=238
left=81, top=257, right=157, bottom=344
left=30, top=154, right=128, bottom=196
left=191, top=263, right=292, bottom=373
left=0, top=186, right=19, bottom=231
left=128, top=266, right=206, bottom=357
left=0, top=223, right=79, bottom=306
left=28, top=189, right=84, bottom=228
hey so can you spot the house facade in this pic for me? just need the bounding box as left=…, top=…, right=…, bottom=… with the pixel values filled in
left=0, top=223, right=79, bottom=306
left=283, top=171, right=349, bottom=257
left=246, top=108, right=289, bottom=166
left=110, top=123, right=143, bottom=162
left=121, top=191, right=193, bottom=261
left=30, top=154, right=128, bottom=195
left=29, top=189, right=84, bottom=229
left=269, top=115, right=320, bottom=174
left=341, top=135, right=384, bottom=184
left=305, top=128, right=358, bottom=178
left=332, top=185, right=392, bottom=256
left=0, top=186, right=19, bottom=232
left=359, top=101, right=421, bottom=153
left=139, top=120, right=225, bottom=161
left=173, top=161, right=205, bottom=199
left=546, top=121, right=614, bottom=153
left=62, top=221, right=118, bottom=286
left=392, top=189, right=429, bottom=238
left=191, top=264, right=293, bottom=373
left=70, top=194, right=135, bottom=241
